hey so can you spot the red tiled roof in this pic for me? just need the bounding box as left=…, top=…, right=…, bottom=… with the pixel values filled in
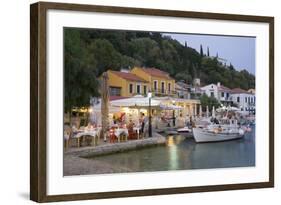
left=195, top=87, right=203, bottom=91
left=218, top=85, right=231, bottom=92
left=140, top=67, right=173, bottom=80
left=110, top=71, right=148, bottom=83
left=231, top=88, right=252, bottom=94
left=110, top=96, right=129, bottom=101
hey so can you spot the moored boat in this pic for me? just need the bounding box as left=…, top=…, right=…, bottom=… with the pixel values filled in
left=193, top=125, right=245, bottom=143
left=177, top=127, right=191, bottom=133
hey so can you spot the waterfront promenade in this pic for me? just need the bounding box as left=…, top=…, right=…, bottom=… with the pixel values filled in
left=64, top=133, right=166, bottom=176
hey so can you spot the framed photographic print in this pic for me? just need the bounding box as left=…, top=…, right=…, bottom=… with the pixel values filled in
left=30, top=1, right=274, bottom=202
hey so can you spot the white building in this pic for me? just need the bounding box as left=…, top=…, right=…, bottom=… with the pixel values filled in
left=175, top=81, right=191, bottom=99
left=200, top=82, right=232, bottom=103
left=193, top=78, right=201, bottom=86
left=230, top=88, right=255, bottom=113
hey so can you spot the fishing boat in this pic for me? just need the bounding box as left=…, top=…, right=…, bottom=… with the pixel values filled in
left=177, top=127, right=191, bottom=133
left=193, top=124, right=245, bottom=143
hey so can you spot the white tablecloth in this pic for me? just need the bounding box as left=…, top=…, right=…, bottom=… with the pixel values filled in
left=72, top=128, right=101, bottom=146
left=114, top=128, right=128, bottom=142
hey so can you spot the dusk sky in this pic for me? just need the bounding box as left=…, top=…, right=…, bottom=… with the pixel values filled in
left=163, top=33, right=256, bottom=75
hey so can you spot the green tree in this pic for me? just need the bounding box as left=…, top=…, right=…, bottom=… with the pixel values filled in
left=64, top=29, right=100, bottom=121
left=128, top=37, right=161, bottom=67
left=175, top=71, right=192, bottom=83
left=200, top=93, right=220, bottom=110
left=88, top=39, right=122, bottom=75
left=78, top=29, right=255, bottom=90
left=120, top=55, right=141, bottom=69
left=229, top=63, right=234, bottom=70
left=63, top=28, right=256, bottom=120
left=200, top=44, right=204, bottom=57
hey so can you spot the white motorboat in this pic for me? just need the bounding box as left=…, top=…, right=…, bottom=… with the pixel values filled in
left=192, top=125, right=245, bottom=143
left=177, top=127, right=191, bottom=133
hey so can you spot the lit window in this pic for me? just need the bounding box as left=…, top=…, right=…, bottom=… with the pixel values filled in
left=161, top=82, right=165, bottom=94
left=154, top=81, right=157, bottom=91
left=143, top=85, right=147, bottom=95
left=136, top=84, right=141, bottom=94
left=129, top=84, right=133, bottom=94
left=110, top=87, right=121, bottom=96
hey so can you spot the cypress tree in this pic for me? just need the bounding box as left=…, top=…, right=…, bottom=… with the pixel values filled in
left=200, top=44, right=203, bottom=57
left=207, top=46, right=210, bottom=57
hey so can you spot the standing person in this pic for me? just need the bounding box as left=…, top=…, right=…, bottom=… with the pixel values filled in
left=140, top=113, right=146, bottom=134
left=143, top=113, right=150, bottom=137
left=214, top=117, right=219, bottom=124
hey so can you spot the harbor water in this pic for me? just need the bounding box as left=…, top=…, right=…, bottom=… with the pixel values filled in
left=89, top=126, right=255, bottom=173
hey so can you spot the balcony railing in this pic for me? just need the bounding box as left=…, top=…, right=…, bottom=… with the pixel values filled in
left=219, top=97, right=232, bottom=102
left=151, top=88, right=177, bottom=97
left=248, top=102, right=256, bottom=106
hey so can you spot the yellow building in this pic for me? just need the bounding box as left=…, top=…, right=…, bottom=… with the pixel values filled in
left=104, top=68, right=200, bottom=118
left=131, top=67, right=176, bottom=97
left=107, top=70, right=150, bottom=97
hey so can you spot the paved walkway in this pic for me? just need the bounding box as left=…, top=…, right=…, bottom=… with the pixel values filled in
left=63, top=133, right=166, bottom=176
left=65, top=133, right=166, bottom=158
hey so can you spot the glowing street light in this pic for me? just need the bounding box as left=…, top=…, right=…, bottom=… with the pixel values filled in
left=88, top=107, right=93, bottom=113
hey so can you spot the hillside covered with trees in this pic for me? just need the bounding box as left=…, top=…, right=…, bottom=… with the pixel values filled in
left=64, top=28, right=255, bottom=112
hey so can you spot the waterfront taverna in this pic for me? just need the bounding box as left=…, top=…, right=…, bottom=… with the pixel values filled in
left=102, top=67, right=201, bottom=125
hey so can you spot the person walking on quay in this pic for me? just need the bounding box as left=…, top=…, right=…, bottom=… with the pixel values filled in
left=140, top=113, right=148, bottom=137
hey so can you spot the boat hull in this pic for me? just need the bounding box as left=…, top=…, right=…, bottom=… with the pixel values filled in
left=177, top=127, right=191, bottom=133
left=192, top=128, right=244, bottom=143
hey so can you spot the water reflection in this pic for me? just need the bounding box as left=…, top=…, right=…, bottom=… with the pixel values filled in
left=90, top=126, right=255, bottom=173
left=167, top=136, right=179, bottom=169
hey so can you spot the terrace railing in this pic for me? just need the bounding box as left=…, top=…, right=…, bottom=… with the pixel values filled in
left=151, top=88, right=177, bottom=97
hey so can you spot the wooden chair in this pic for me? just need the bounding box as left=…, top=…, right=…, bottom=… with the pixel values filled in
left=109, top=128, right=117, bottom=143
left=128, top=127, right=137, bottom=140
left=64, top=125, right=72, bottom=149
left=64, top=130, right=71, bottom=149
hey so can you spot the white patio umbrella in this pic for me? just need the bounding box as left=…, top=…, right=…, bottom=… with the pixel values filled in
left=111, top=95, right=161, bottom=107
left=199, top=105, right=202, bottom=118
left=159, top=104, right=183, bottom=110
left=91, top=103, right=120, bottom=126
left=206, top=105, right=209, bottom=118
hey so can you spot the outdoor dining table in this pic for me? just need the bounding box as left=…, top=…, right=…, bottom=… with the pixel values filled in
left=73, top=128, right=101, bottom=147
left=114, top=128, right=128, bottom=142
